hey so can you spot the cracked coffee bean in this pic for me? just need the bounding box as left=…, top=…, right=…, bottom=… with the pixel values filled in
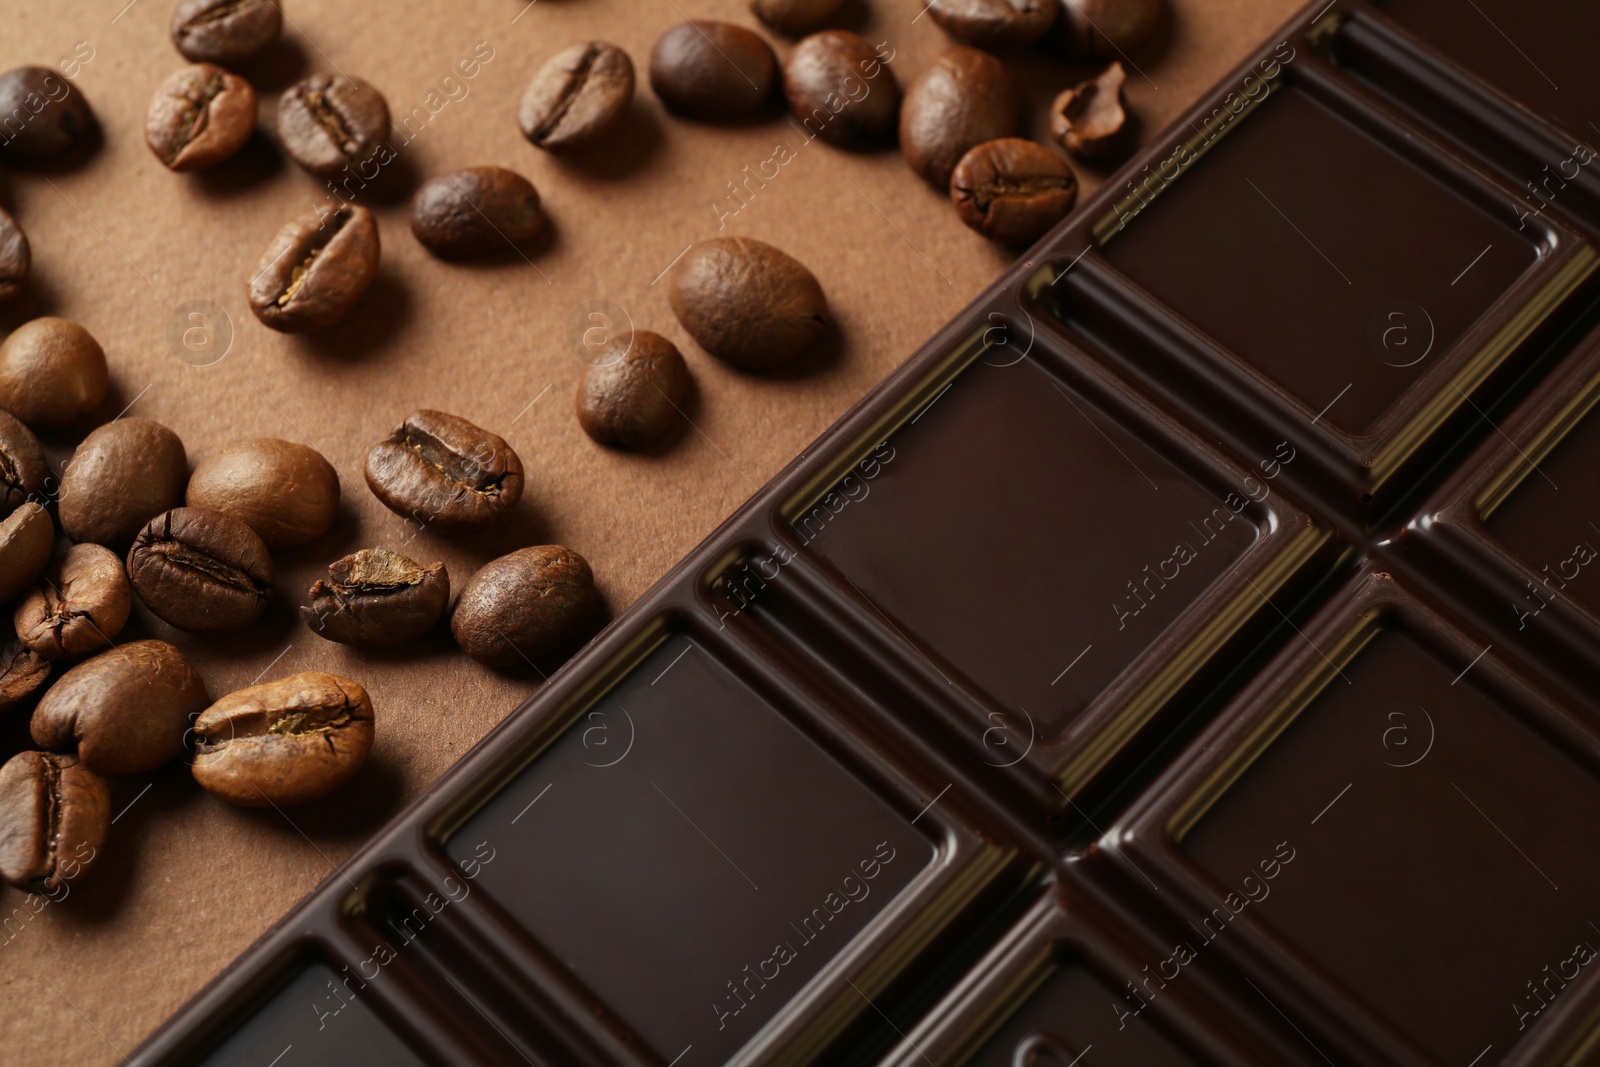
left=670, top=237, right=830, bottom=370
left=31, top=639, right=208, bottom=775
left=1054, top=0, right=1164, bottom=60
left=0, top=317, right=109, bottom=432
left=576, top=330, right=691, bottom=450
left=410, top=166, right=544, bottom=260
left=900, top=47, right=1020, bottom=189
left=186, top=437, right=339, bottom=551
left=0, top=205, right=30, bottom=302
left=452, top=546, right=600, bottom=669
left=0, top=752, right=109, bottom=893
left=0, top=504, right=52, bottom=608
left=59, top=418, right=188, bottom=550
left=1051, top=62, right=1129, bottom=158
left=752, top=0, right=849, bottom=37
left=171, top=0, right=283, bottom=67
left=14, top=543, right=132, bottom=660
left=0, top=409, right=46, bottom=521
left=302, top=548, right=449, bottom=648
left=192, top=671, right=374, bottom=807
left=0, top=67, right=96, bottom=163
left=277, top=74, right=391, bottom=181
left=650, top=21, right=777, bottom=119
left=928, top=0, right=1055, bottom=49
left=127, top=507, right=273, bottom=632
left=145, top=63, right=256, bottom=172
left=784, top=31, right=900, bottom=149
left=519, top=42, right=635, bottom=150
left=247, top=203, right=379, bottom=333
left=364, top=410, right=524, bottom=529
left=951, top=137, right=1078, bottom=245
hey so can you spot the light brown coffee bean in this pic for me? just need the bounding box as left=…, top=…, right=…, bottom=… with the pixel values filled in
left=0, top=752, right=109, bottom=893
left=127, top=507, right=273, bottom=632
left=14, top=544, right=132, bottom=660
left=0, top=317, right=109, bottom=432
left=186, top=438, right=339, bottom=550
left=0, top=205, right=30, bottom=302
left=0, top=636, right=51, bottom=716
left=192, top=671, right=374, bottom=807
left=950, top=137, right=1077, bottom=245
left=302, top=549, right=449, bottom=648
left=650, top=21, right=778, bottom=119
left=670, top=237, right=830, bottom=370
left=145, top=63, right=257, bottom=172
left=277, top=74, right=391, bottom=181
left=452, top=546, right=600, bottom=668
left=171, top=0, right=283, bottom=67
left=59, top=418, right=188, bottom=550
left=0, top=409, right=46, bottom=521
left=0, top=503, right=52, bottom=608
left=751, top=0, right=849, bottom=37
left=928, top=0, right=1055, bottom=48
left=31, top=640, right=208, bottom=775
left=1050, top=62, right=1129, bottom=158
left=519, top=42, right=635, bottom=149
left=364, top=410, right=524, bottom=528
left=248, top=203, right=379, bottom=333
left=576, top=330, right=691, bottom=450
left=410, top=166, right=544, bottom=260
left=783, top=31, right=899, bottom=149
left=900, top=47, right=1020, bottom=188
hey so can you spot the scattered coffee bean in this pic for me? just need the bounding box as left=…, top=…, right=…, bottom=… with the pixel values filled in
left=171, top=0, right=283, bottom=67
left=0, top=503, right=52, bottom=607
left=1055, top=0, right=1163, bottom=60
left=670, top=237, right=830, bottom=370
left=127, top=507, right=273, bottom=632
left=0, top=67, right=96, bottom=163
left=31, top=639, right=208, bottom=775
left=364, top=410, right=523, bottom=528
left=576, top=330, right=691, bottom=450
left=784, top=31, right=900, bottom=149
left=928, top=0, right=1055, bottom=48
left=186, top=438, right=339, bottom=550
left=247, top=203, right=379, bottom=333
left=191, top=671, right=374, bottom=807
left=302, top=548, right=449, bottom=648
left=1051, top=62, right=1129, bottom=158
left=59, top=418, right=188, bottom=549
left=410, top=166, right=544, bottom=260
left=650, top=21, right=777, bottom=119
left=452, top=546, right=600, bottom=668
left=14, top=543, right=132, bottom=660
left=900, top=47, right=1021, bottom=189
left=519, top=42, right=635, bottom=150
left=950, top=138, right=1078, bottom=245
left=0, top=409, right=46, bottom=520
left=0, top=317, right=109, bottom=432
left=0, top=636, right=50, bottom=715
left=751, top=0, right=848, bottom=37
left=144, top=63, right=257, bottom=172
left=277, top=74, right=391, bottom=181
left=0, top=205, right=29, bottom=302
left=0, top=752, right=109, bottom=893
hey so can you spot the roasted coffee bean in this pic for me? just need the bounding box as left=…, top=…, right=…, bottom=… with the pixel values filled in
left=950, top=137, right=1078, bottom=245
left=186, top=438, right=339, bottom=550
left=59, top=418, right=188, bottom=549
left=519, top=42, right=635, bottom=149
left=0, top=317, right=109, bottom=431
left=302, top=548, right=449, bottom=648
left=364, top=410, right=523, bottom=528
left=171, top=0, right=283, bottom=67
left=900, top=47, right=1020, bottom=188
left=410, top=166, right=544, bottom=260
left=247, top=203, right=379, bottom=333
left=576, top=330, right=691, bottom=450
left=277, top=74, right=391, bottom=181
left=784, top=31, right=900, bottom=148
left=670, top=237, right=829, bottom=370
left=0, top=752, right=108, bottom=893
left=145, top=63, right=257, bottom=172
left=127, top=507, right=273, bottom=632
left=1055, top=0, right=1163, bottom=60
left=0, top=409, right=46, bottom=520
left=452, top=546, right=599, bottom=668
left=751, top=0, right=848, bottom=37
left=0, top=205, right=30, bottom=302
left=15, top=544, right=132, bottom=660
left=1050, top=61, right=1129, bottom=159
left=0, top=636, right=50, bottom=715
left=0, top=67, right=96, bottom=163
left=192, top=671, right=374, bottom=807
left=0, top=504, right=52, bottom=607
left=649, top=21, right=777, bottom=119
left=928, top=0, right=1055, bottom=48
left=31, top=640, right=208, bottom=775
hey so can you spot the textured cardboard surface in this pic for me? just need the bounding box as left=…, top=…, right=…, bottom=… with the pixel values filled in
left=0, top=0, right=1301, bottom=1061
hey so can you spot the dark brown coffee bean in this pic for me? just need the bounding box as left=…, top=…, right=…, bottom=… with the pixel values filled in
left=0, top=67, right=96, bottom=164
left=0, top=205, right=29, bottom=302
left=144, top=63, right=257, bottom=172
left=410, top=166, right=544, bottom=260
left=14, top=544, right=132, bottom=660
left=751, top=0, right=848, bottom=37
left=127, top=507, right=273, bottom=632
left=0, top=504, right=52, bottom=607
left=650, top=21, right=777, bottom=119
left=900, top=47, right=1020, bottom=188
left=0, top=317, right=109, bottom=432
left=364, top=410, right=523, bottom=528
left=928, top=0, right=1054, bottom=48
left=302, top=548, right=448, bottom=648
left=277, top=74, right=391, bottom=181
left=1054, top=0, right=1163, bottom=60
left=0, top=752, right=109, bottom=893
left=670, top=237, right=829, bottom=370
left=951, top=137, right=1077, bottom=245
left=1051, top=62, right=1129, bottom=158
left=0, top=636, right=50, bottom=715
left=519, top=42, right=635, bottom=150
left=192, top=671, right=374, bottom=807
left=784, top=31, right=899, bottom=148
left=576, top=330, right=690, bottom=450
left=452, top=546, right=599, bottom=669
left=31, top=639, right=208, bottom=775
left=0, top=409, right=46, bottom=520
left=186, top=438, right=338, bottom=550
left=59, top=418, right=188, bottom=550
left=171, top=0, right=283, bottom=67
left=247, top=203, right=379, bottom=333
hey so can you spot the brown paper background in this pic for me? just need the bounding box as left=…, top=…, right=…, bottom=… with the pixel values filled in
left=1, top=0, right=1301, bottom=1061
